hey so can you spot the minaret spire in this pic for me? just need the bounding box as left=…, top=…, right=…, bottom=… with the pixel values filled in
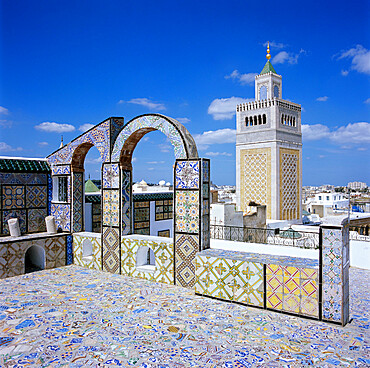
left=266, top=41, right=271, bottom=60
left=59, top=135, right=64, bottom=148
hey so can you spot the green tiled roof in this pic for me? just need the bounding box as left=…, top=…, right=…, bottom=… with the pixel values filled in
left=260, top=60, right=277, bottom=75
left=0, top=158, right=50, bottom=173
left=85, top=179, right=100, bottom=193
left=133, top=192, right=173, bottom=201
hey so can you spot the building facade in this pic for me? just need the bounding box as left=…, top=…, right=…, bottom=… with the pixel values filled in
left=236, top=44, right=302, bottom=222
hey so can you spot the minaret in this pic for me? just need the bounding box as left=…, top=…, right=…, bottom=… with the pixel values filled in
left=59, top=135, right=64, bottom=148
left=235, top=43, right=302, bottom=222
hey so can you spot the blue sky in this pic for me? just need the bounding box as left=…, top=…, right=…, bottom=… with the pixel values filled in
left=0, top=0, right=369, bottom=186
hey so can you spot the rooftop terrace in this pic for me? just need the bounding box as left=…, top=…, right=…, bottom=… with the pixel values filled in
left=0, top=265, right=368, bottom=367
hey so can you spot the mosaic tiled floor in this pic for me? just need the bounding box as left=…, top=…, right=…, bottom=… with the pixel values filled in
left=0, top=266, right=369, bottom=367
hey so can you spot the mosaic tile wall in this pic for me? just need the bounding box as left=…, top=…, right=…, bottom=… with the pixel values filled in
left=195, top=248, right=320, bottom=319
left=0, top=234, right=66, bottom=279
left=47, top=119, right=111, bottom=165
left=121, top=169, right=131, bottom=236
left=111, top=115, right=194, bottom=162
left=0, top=173, right=49, bottom=235
left=51, top=203, right=71, bottom=232
left=72, top=172, right=84, bottom=232
left=174, top=159, right=210, bottom=288
left=321, top=225, right=350, bottom=325
left=102, top=190, right=119, bottom=227
left=73, top=232, right=102, bottom=270
left=121, top=236, right=174, bottom=285
left=266, top=264, right=319, bottom=318
left=102, top=226, right=120, bottom=274
left=195, top=254, right=264, bottom=307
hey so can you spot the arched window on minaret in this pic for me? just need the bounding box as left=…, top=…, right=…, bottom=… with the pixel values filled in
left=245, top=117, right=249, bottom=126
left=260, top=86, right=267, bottom=100
left=263, top=114, right=266, bottom=124
left=250, top=117, right=253, bottom=126
left=274, top=85, right=279, bottom=98
left=254, top=116, right=257, bottom=126
left=258, top=115, right=262, bottom=125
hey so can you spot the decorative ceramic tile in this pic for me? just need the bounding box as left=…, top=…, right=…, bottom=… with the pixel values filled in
left=121, top=170, right=131, bottom=235
left=175, top=234, right=199, bottom=288
left=102, top=190, right=119, bottom=227
left=73, top=234, right=102, bottom=270
left=66, top=235, right=73, bottom=265
left=103, top=163, right=119, bottom=189
left=0, top=173, right=47, bottom=185
left=203, top=199, right=209, bottom=215
left=2, top=185, right=25, bottom=209
left=47, top=174, right=52, bottom=215
left=27, top=208, right=47, bottom=233
left=203, top=183, right=209, bottom=199
left=202, top=159, right=209, bottom=182
left=121, top=236, right=174, bottom=285
left=175, top=191, right=199, bottom=233
left=26, top=186, right=47, bottom=208
left=102, top=227, right=120, bottom=274
left=47, top=119, right=110, bottom=165
left=111, top=115, right=192, bottom=161
left=175, top=161, right=199, bottom=189
left=51, top=203, right=70, bottom=232
left=51, top=165, right=70, bottom=175
left=322, top=227, right=347, bottom=323
left=2, top=209, right=26, bottom=234
left=45, top=236, right=66, bottom=268
left=72, top=173, right=83, bottom=232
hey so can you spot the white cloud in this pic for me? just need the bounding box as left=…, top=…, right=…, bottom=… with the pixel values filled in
left=147, top=161, right=165, bottom=164
left=0, top=119, right=13, bottom=128
left=316, top=96, right=329, bottom=102
left=302, top=122, right=370, bottom=145
left=341, top=70, right=349, bottom=76
left=194, top=128, right=236, bottom=150
left=208, top=97, right=252, bottom=120
left=337, top=45, right=370, bottom=75
left=79, top=123, right=95, bottom=132
left=158, top=143, right=171, bottom=153
left=176, top=117, right=190, bottom=124
left=35, top=122, right=75, bottom=133
left=302, top=124, right=330, bottom=140
left=85, top=157, right=102, bottom=164
left=205, top=151, right=232, bottom=157
left=272, top=49, right=305, bottom=65
left=0, top=106, right=9, bottom=115
left=330, top=122, right=370, bottom=144
left=119, top=98, right=166, bottom=111
left=0, top=142, right=23, bottom=152
left=225, top=70, right=257, bottom=85
left=38, top=142, right=49, bottom=147
left=263, top=41, right=285, bottom=49
left=364, top=98, right=370, bottom=104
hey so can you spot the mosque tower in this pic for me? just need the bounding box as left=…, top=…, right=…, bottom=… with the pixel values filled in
left=236, top=43, right=302, bottom=222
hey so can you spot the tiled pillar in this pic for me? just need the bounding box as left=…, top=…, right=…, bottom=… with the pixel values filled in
left=50, top=165, right=72, bottom=232
left=174, top=158, right=210, bottom=288
left=101, top=163, right=121, bottom=274
left=121, top=169, right=132, bottom=236
left=71, top=171, right=84, bottom=233
left=321, top=223, right=350, bottom=326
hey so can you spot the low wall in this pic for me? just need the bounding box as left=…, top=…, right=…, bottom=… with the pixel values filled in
left=121, top=234, right=174, bottom=285
left=195, top=248, right=319, bottom=318
left=73, top=232, right=102, bottom=270
left=0, top=232, right=67, bottom=279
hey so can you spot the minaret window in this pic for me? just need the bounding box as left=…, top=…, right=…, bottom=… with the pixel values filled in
left=245, top=117, right=249, bottom=126
left=260, top=86, right=267, bottom=100
left=254, top=116, right=257, bottom=126
left=258, top=115, right=262, bottom=125
left=263, top=114, right=266, bottom=124
left=274, top=85, right=279, bottom=98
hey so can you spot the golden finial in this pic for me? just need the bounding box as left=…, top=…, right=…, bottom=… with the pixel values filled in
left=266, top=41, right=271, bottom=60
